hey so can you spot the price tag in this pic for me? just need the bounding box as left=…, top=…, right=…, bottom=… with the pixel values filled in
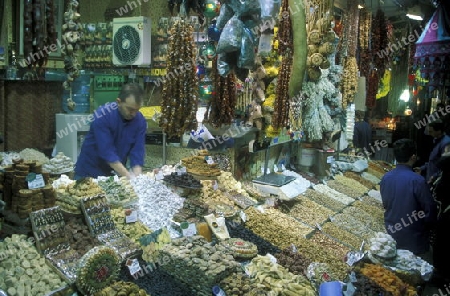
left=126, top=258, right=141, bottom=276
left=206, top=156, right=215, bottom=165
left=266, top=253, right=277, bottom=264
left=240, top=211, right=246, bottom=222
left=256, top=205, right=265, bottom=213
left=265, top=198, right=275, bottom=207
left=125, top=209, right=138, bottom=223
left=155, top=171, right=164, bottom=181
left=212, top=180, right=219, bottom=191
left=27, top=173, right=45, bottom=189
left=181, top=222, right=197, bottom=237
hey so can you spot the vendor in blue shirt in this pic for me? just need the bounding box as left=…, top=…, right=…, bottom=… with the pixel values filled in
left=380, top=138, right=437, bottom=259
left=75, top=83, right=147, bottom=179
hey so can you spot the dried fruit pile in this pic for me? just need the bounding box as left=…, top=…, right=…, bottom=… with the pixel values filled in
left=245, top=255, right=315, bottom=295
left=357, top=263, right=417, bottom=296
left=274, top=247, right=312, bottom=277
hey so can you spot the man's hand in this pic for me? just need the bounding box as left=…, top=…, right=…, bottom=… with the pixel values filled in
left=413, top=167, right=421, bottom=174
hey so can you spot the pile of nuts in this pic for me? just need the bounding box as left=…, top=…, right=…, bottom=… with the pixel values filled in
left=321, top=222, right=364, bottom=250
left=281, top=197, right=334, bottom=227
left=331, top=213, right=376, bottom=240
left=301, top=188, right=346, bottom=212
left=333, top=175, right=369, bottom=196
left=181, top=156, right=221, bottom=177
left=343, top=171, right=375, bottom=189
left=343, top=206, right=385, bottom=233
left=326, top=180, right=363, bottom=199
left=244, top=207, right=349, bottom=280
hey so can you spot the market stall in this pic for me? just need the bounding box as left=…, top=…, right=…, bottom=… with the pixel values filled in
left=0, top=0, right=444, bottom=294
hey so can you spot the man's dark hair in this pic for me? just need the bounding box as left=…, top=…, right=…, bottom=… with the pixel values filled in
left=118, top=82, right=145, bottom=104
left=393, top=138, right=416, bottom=163
left=428, top=119, right=444, bottom=132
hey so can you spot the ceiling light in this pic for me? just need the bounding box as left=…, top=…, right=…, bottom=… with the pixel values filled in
left=406, top=5, right=424, bottom=20
left=400, top=89, right=410, bottom=102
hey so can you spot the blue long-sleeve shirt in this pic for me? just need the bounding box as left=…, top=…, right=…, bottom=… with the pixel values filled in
left=380, top=164, right=437, bottom=255
left=421, top=134, right=450, bottom=181
left=75, top=103, right=147, bottom=178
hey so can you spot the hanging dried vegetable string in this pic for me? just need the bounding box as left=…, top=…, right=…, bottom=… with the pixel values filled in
left=273, top=53, right=293, bottom=129
left=159, top=19, right=198, bottom=137
left=358, top=8, right=372, bottom=79
left=346, top=0, right=360, bottom=57
left=272, top=0, right=293, bottom=130
left=341, top=57, right=358, bottom=109
left=359, top=8, right=371, bottom=51
left=371, top=9, right=388, bottom=74
left=206, top=57, right=237, bottom=127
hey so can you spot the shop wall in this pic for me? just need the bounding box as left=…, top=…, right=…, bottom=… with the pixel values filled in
left=79, top=0, right=169, bottom=34
left=1, top=81, right=63, bottom=153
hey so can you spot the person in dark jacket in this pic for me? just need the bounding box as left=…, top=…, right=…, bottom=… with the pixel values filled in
left=431, top=146, right=450, bottom=281
left=380, top=139, right=437, bottom=262
left=353, top=110, right=372, bottom=157
left=415, top=119, right=450, bottom=184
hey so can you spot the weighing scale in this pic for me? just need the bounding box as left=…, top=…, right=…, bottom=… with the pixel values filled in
left=252, top=140, right=296, bottom=187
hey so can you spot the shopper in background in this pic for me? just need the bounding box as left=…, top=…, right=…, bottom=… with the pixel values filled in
left=75, top=82, right=147, bottom=179
left=414, top=119, right=450, bottom=184
left=353, top=110, right=372, bottom=158
left=380, top=138, right=437, bottom=261
left=431, top=145, right=450, bottom=281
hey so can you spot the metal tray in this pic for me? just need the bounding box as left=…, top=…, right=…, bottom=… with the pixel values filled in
left=252, top=173, right=296, bottom=187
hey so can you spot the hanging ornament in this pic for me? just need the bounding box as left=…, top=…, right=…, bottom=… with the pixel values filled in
left=208, top=21, right=221, bottom=41
left=204, top=0, right=218, bottom=18
left=196, top=62, right=206, bottom=78
left=201, top=41, right=217, bottom=60
left=199, top=74, right=214, bottom=106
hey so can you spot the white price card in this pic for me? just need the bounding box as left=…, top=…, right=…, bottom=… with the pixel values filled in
left=240, top=211, right=247, bottom=223
left=266, top=253, right=277, bottom=264
left=265, top=197, right=275, bottom=207
left=125, top=209, right=138, bottom=223
left=212, top=180, right=219, bottom=191
left=206, top=156, right=215, bottom=165
left=126, top=258, right=141, bottom=276
left=155, top=171, right=164, bottom=181
left=27, top=173, right=45, bottom=189
left=181, top=222, right=197, bottom=237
